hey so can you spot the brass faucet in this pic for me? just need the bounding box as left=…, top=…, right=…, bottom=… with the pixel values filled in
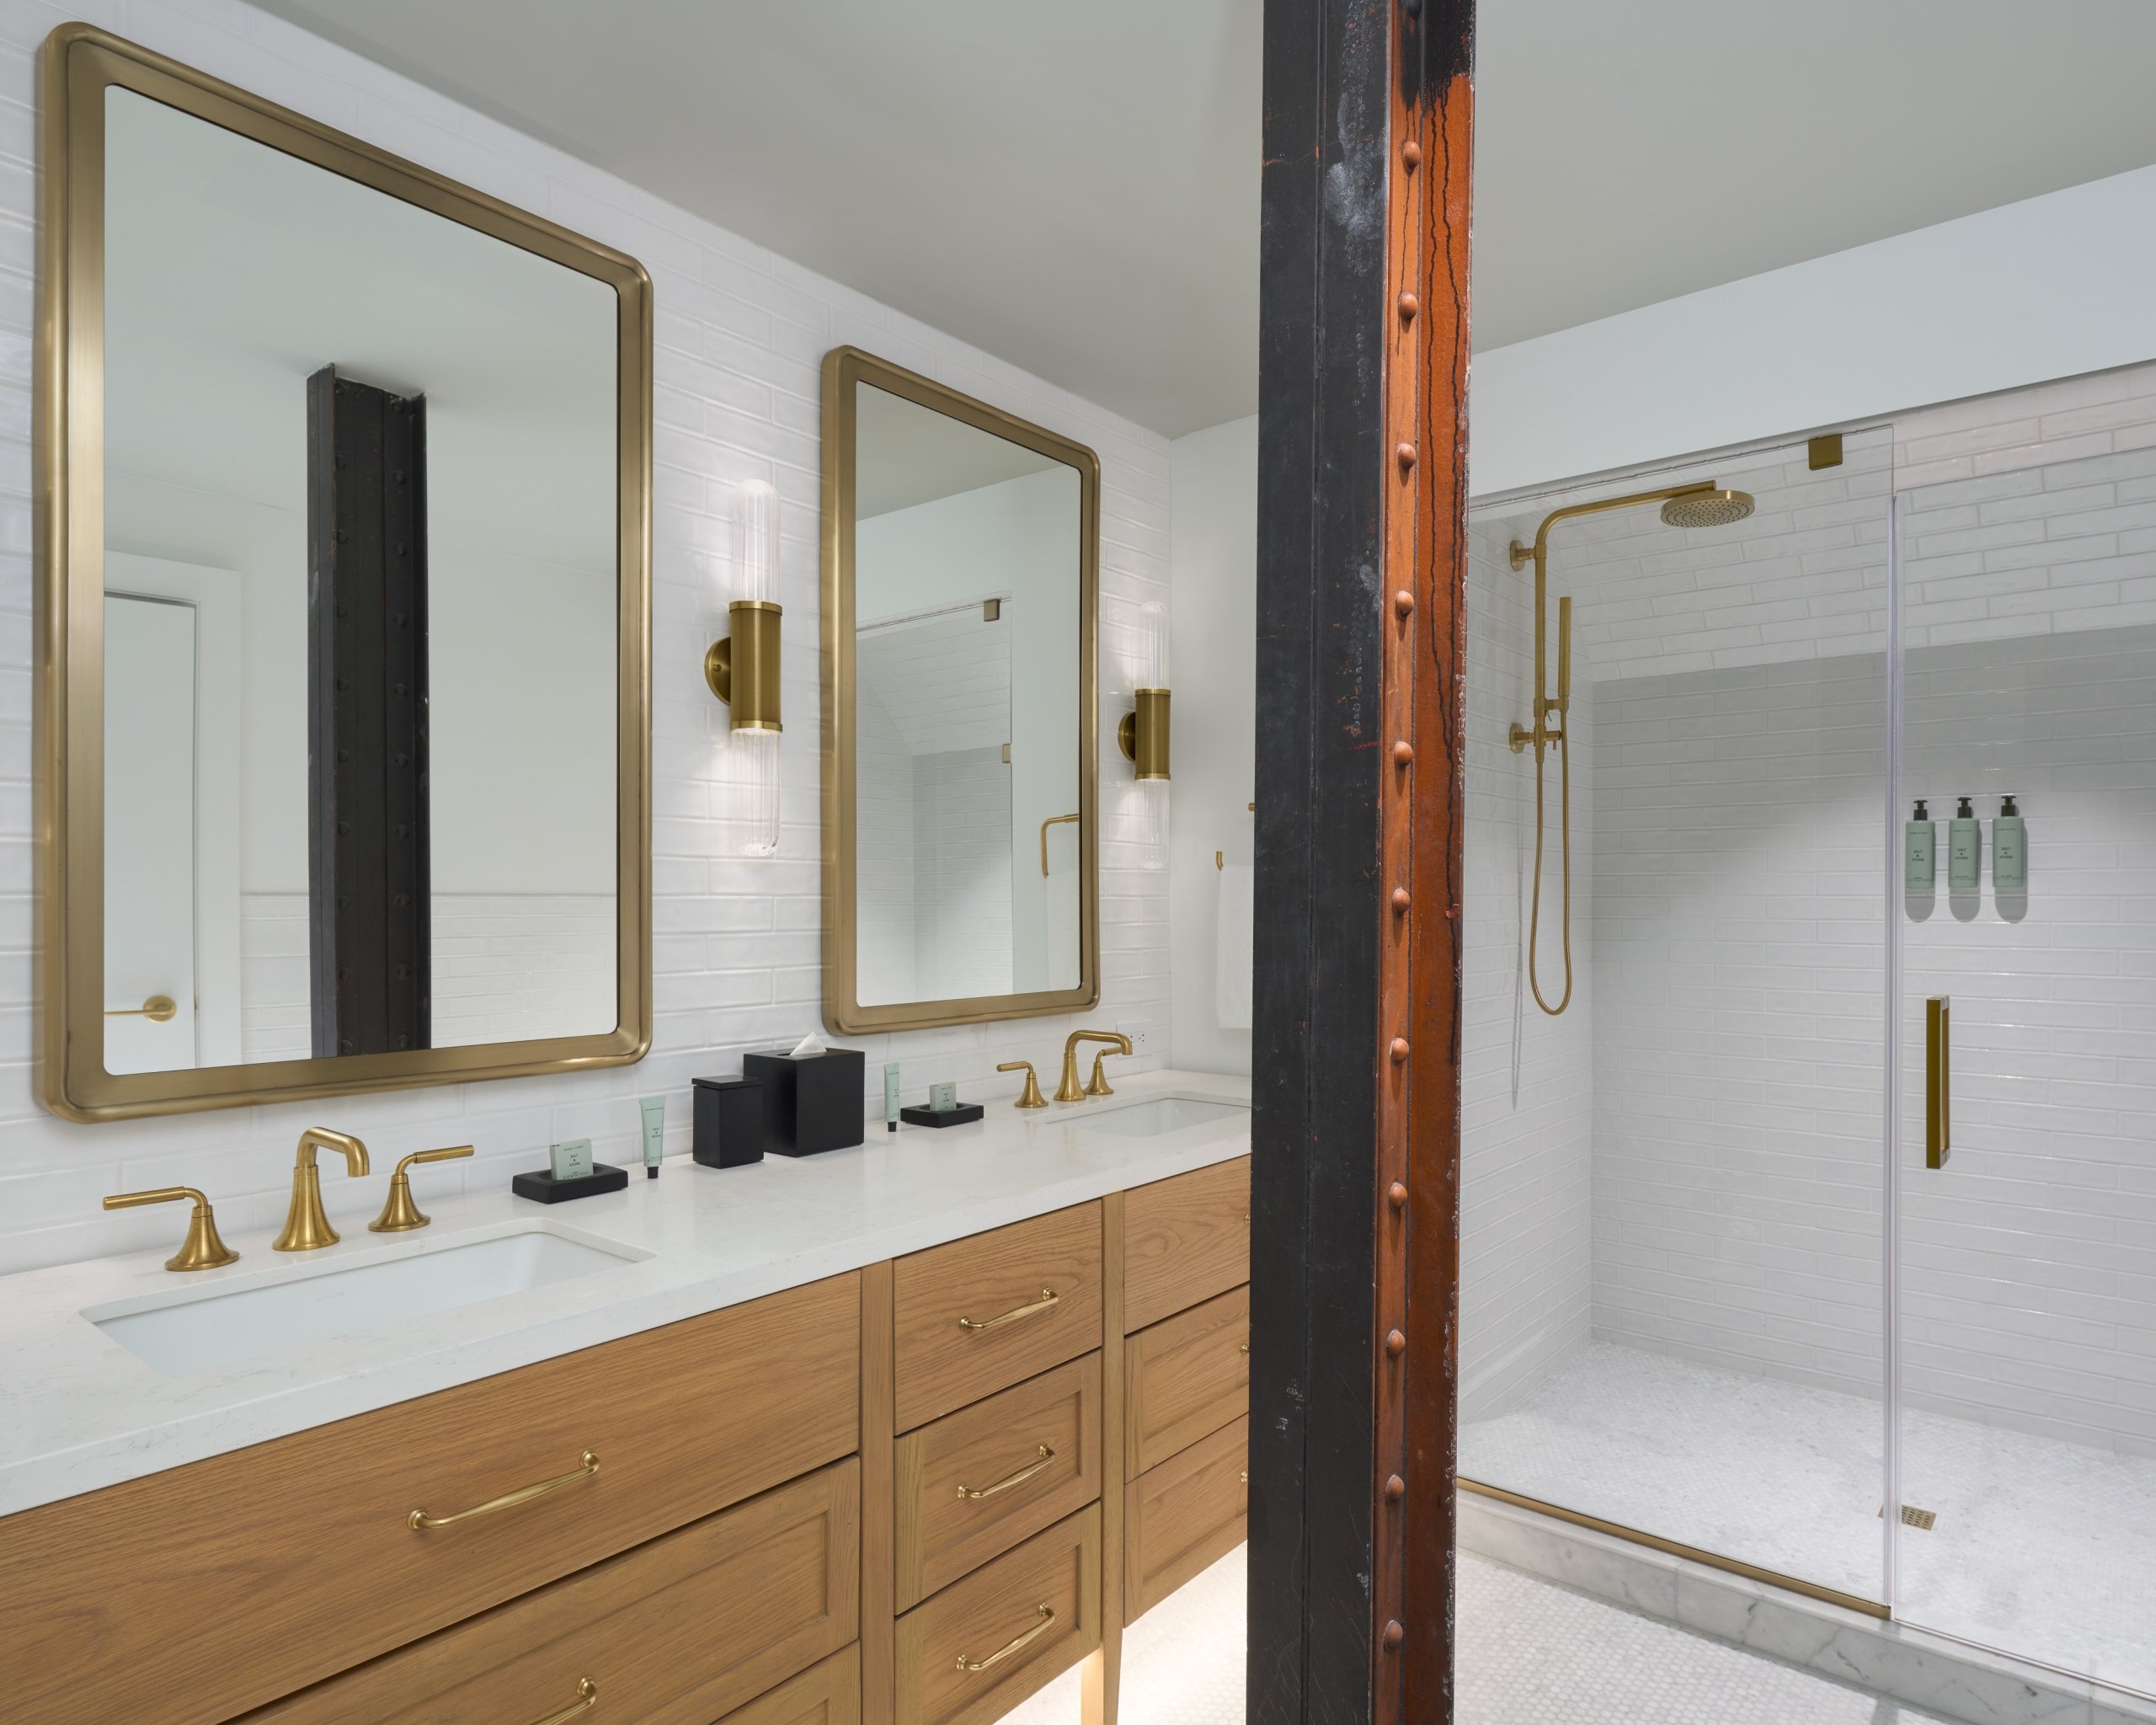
left=370, top=1145, right=475, bottom=1232
left=274, top=1128, right=371, bottom=1252
left=1054, top=1030, right=1132, bottom=1103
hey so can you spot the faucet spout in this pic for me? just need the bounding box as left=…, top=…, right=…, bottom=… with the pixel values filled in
left=1054, top=1030, right=1133, bottom=1103
left=275, top=1128, right=371, bottom=1252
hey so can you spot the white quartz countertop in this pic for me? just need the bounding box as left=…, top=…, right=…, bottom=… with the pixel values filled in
left=0, top=1069, right=1251, bottom=1519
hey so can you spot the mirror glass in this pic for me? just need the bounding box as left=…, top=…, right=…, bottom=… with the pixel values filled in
left=99, top=88, right=622, bottom=1076
left=840, top=372, right=1094, bottom=1024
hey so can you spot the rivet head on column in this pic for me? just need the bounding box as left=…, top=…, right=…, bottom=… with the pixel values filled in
left=1393, top=588, right=1415, bottom=617
left=1392, top=740, right=1414, bottom=766
left=1398, top=291, right=1418, bottom=322
left=1386, top=1328, right=1406, bottom=1358
left=1391, top=886, right=1411, bottom=912
left=1385, top=1473, right=1406, bottom=1502
left=1396, top=441, right=1417, bottom=472
left=1390, top=1037, right=1410, bottom=1064
left=1387, top=1180, right=1408, bottom=1210
left=1402, top=140, right=1422, bottom=170
left=1383, top=1620, right=1405, bottom=1650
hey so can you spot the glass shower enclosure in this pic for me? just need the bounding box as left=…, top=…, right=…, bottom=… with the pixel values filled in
left=1458, top=388, right=2156, bottom=1702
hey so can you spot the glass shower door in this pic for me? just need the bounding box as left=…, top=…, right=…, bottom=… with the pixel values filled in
left=1893, top=445, right=2156, bottom=1697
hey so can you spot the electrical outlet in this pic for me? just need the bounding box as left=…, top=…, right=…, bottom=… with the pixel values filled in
left=1118, top=1019, right=1156, bottom=1055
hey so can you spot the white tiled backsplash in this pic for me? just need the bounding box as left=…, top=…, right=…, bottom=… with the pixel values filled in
left=0, top=0, right=1171, bottom=1275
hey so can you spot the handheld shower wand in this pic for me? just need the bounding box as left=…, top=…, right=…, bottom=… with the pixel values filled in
left=1508, top=482, right=1755, bottom=1017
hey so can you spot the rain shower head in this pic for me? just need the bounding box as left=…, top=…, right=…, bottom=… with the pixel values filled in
left=1660, top=488, right=1756, bottom=530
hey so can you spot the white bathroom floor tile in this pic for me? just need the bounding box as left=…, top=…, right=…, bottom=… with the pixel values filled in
left=1458, top=1553, right=1963, bottom=1724
left=1460, top=1341, right=2156, bottom=1698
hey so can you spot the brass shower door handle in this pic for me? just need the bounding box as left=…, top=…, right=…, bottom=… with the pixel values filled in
left=1926, top=996, right=1951, bottom=1169
left=1038, top=812, right=1081, bottom=877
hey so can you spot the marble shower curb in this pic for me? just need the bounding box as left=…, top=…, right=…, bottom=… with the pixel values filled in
left=1458, top=1491, right=2156, bottom=1725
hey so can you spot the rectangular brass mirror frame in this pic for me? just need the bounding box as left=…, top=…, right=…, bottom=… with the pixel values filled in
left=36, top=25, right=654, bottom=1120
left=820, top=347, right=1101, bottom=1033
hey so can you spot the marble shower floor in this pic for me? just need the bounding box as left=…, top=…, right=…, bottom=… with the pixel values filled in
left=1460, top=1341, right=2156, bottom=1698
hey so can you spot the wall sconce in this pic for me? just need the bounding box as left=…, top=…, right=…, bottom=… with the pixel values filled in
left=706, top=479, right=782, bottom=857
left=1118, top=601, right=1170, bottom=869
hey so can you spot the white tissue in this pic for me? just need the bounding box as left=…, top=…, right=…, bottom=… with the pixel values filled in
left=788, top=1028, right=826, bottom=1058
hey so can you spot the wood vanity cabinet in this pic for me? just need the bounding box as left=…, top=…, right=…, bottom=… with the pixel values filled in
left=0, top=1151, right=1250, bottom=1725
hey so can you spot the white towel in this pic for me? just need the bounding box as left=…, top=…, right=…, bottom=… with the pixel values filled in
left=1215, top=863, right=1254, bottom=1030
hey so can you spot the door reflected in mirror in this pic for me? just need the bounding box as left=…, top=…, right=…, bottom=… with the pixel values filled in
left=826, top=354, right=1099, bottom=1032
left=99, top=87, right=621, bottom=1074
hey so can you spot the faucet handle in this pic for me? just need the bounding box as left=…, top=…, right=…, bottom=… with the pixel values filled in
left=104, top=1186, right=239, bottom=1272
left=996, top=1061, right=1049, bottom=1109
left=1084, top=1050, right=1118, bottom=1098
left=370, top=1145, right=474, bottom=1234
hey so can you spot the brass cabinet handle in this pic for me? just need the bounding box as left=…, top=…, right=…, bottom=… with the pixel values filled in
left=1926, top=995, right=1951, bottom=1169
left=958, top=1445, right=1054, bottom=1501
left=956, top=1604, right=1055, bottom=1674
left=526, top=1679, right=596, bottom=1725
left=408, top=1451, right=599, bottom=1530
left=1239, top=1342, right=1250, bottom=1355
left=104, top=995, right=177, bottom=1022
left=958, top=1287, right=1059, bottom=1332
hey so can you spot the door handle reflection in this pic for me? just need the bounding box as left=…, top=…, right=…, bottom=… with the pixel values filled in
left=105, top=995, right=178, bottom=1023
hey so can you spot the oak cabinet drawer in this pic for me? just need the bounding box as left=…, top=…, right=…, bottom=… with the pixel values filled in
left=1123, top=1157, right=1249, bottom=1332
left=895, top=1353, right=1102, bottom=1610
left=719, top=1646, right=861, bottom=1725
left=1125, top=1284, right=1247, bottom=1477
left=1124, top=1416, right=1246, bottom=1623
left=893, top=1203, right=1102, bottom=1432
left=244, top=1460, right=859, bottom=1724
left=895, top=1503, right=1101, bottom=1725
left=0, top=1274, right=861, bottom=1725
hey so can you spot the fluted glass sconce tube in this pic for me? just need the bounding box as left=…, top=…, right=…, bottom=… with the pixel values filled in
left=707, top=479, right=782, bottom=857
left=1120, top=601, right=1171, bottom=870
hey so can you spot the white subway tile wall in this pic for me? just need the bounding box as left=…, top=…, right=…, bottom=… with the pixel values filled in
left=1465, top=371, right=2156, bottom=1458
left=0, top=0, right=1170, bottom=1275
left=1460, top=521, right=1596, bottom=1423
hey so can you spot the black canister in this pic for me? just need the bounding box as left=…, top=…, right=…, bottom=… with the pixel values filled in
left=691, top=1076, right=766, bottom=1169
left=742, top=1046, right=867, bottom=1156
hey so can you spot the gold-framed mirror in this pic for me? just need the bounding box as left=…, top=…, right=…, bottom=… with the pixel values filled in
left=820, top=348, right=1100, bottom=1033
left=37, top=25, right=653, bottom=1121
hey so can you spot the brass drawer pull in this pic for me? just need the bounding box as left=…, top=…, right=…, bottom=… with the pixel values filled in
left=958, top=1286, right=1059, bottom=1332
left=408, top=1451, right=600, bottom=1530
left=956, top=1604, right=1055, bottom=1674
left=958, top=1445, right=1054, bottom=1501
left=527, top=1678, right=597, bottom=1725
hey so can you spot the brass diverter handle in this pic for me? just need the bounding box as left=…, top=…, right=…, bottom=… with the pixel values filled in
left=958, top=1445, right=1054, bottom=1501
left=104, top=994, right=178, bottom=1023
left=996, top=1060, right=1048, bottom=1109
left=371, top=1145, right=475, bottom=1233
left=275, top=1128, right=371, bottom=1252
left=103, top=1186, right=238, bottom=1272
left=525, top=1678, right=597, bottom=1725
left=409, top=1450, right=600, bottom=1530
left=956, top=1604, right=1055, bottom=1674
left=957, top=1287, right=1059, bottom=1332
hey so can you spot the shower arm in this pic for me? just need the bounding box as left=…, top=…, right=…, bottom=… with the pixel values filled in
left=1508, top=480, right=1718, bottom=756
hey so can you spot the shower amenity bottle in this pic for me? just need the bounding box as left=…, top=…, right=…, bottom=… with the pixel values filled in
left=1949, top=796, right=1982, bottom=890
left=1993, top=794, right=2026, bottom=889
left=1905, top=799, right=1936, bottom=889
left=639, top=1096, right=666, bottom=1178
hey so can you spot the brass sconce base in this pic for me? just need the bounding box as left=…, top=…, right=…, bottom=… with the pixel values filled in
left=1119, top=689, right=1171, bottom=780
left=708, top=599, right=783, bottom=731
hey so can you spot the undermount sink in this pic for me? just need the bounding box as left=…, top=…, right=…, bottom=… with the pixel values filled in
left=84, top=1222, right=649, bottom=1375
left=1073, top=1096, right=1250, bottom=1139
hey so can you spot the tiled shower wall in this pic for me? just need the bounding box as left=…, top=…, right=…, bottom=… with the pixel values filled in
left=1467, top=366, right=2156, bottom=1455
left=0, top=0, right=1171, bottom=1275
left=1460, top=521, right=1595, bottom=1423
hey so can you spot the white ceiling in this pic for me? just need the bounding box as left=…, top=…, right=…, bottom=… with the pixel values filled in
left=255, top=0, right=2156, bottom=438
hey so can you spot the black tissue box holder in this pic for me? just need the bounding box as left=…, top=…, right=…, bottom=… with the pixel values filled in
left=511, top=1162, right=630, bottom=1204
left=743, top=1045, right=866, bottom=1156
left=691, top=1076, right=766, bottom=1168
